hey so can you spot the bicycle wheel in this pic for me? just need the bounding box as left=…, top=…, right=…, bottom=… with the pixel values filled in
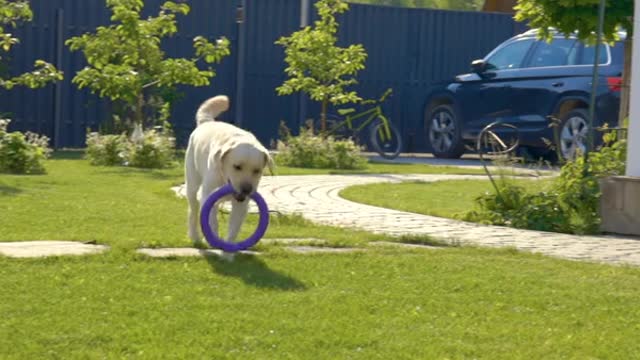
left=369, top=119, right=402, bottom=159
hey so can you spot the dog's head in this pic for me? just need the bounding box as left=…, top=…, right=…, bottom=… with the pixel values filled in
left=220, top=141, right=273, bottom=202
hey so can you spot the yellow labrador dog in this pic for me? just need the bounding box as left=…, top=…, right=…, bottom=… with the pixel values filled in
left=185, top=95, right=273, bottom=247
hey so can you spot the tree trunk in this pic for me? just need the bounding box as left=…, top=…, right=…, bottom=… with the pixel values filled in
left=482, top=0, right=517, bottom=13
left=135, top=93, right=144, bottom=126
left=619, top=36, right=632, bottom=128
left=320, top=97, right=328, bottom=133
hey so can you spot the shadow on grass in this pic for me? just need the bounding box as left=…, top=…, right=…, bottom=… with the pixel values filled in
left=51, top=150, right=85, bottom=160
left=0, top=184, right=22, bottom=196
left=205, top=253, right=306, bottom=291
left=397, top=234, right=459, bottom=247
left=96, top=168, right=176, bottom=180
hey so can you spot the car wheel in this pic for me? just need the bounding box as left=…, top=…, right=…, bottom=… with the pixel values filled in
left=558, top=108, right=591, bottom=161
left=426, top=104, right=465, bottom=159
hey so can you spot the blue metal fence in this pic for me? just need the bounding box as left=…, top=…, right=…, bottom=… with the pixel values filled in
left=0, top=0, right=525, bottom=151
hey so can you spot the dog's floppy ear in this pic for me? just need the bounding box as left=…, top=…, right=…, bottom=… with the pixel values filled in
left=216, top=140, right=237, bottom=166
left=262, top=149, right=275, bottom=175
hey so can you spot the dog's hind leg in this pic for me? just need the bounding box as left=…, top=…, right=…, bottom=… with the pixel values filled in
left=227, top=199, right=249, bottom=243
left=185, top=146, right=203, bottom=245
left=186, top=181, right=202, bottom=245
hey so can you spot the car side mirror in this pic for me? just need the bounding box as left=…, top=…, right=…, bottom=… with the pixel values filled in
left=471, top=59, right=487, bottom=74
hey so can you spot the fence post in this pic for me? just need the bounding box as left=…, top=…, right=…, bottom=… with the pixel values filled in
left=298, top=0, right=310, bottom=129
left=53, top=8, right=64, bottom=149
left=300, top=0, right=310, bottom=27
left=234, top=0, right=246, bottom=127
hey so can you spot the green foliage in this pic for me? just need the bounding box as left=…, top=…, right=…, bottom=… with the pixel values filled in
left=276, top=126, right=367, bottom=170
left=103, top=93, right=176, bottom=135
left=128, top=128, right=175, bottom=168
left=464, top=135, right=628, bottom=235
left=515, top=0, right=633, bottom=43
left=0, top=119, right=51, bottom=174
left=349, top=0, right=483, bottom=10
left=85, top=132, right=128, bottom=166
left=276, top=0, right=367, bottom=129
left=464, top=179, right=572, bottom=232
left=85, top=129, right=175, bottom=168
left=66, top=0, right=230, bottom=125
left=0, top=0, right=62, bottom=89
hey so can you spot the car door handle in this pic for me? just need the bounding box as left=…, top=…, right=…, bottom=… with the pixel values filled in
left=551, top=82, right=564, bottom=87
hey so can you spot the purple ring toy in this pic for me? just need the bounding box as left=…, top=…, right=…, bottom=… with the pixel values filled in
left=199, top=183, right=269, bottom=252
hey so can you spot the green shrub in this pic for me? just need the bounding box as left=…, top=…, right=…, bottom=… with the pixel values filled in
left=85, top=128, right=175, bottom=169
left=464, top=133, right=627, bottom=235
left=85, top=132, right=128, bottom=166
left=463, top=180, right=565, bottom=232
left=0, top=119, right=51, bottom=174
left=128, top=129, right=176, bottom=169
left=275, top=127, right=367, bottom=170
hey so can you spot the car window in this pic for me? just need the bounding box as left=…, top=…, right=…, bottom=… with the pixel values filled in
left=579, top=44, right=609, bottom=65
left=526, top=38, right=577, bottom=68
left=485, top=39, right=534, bottom=70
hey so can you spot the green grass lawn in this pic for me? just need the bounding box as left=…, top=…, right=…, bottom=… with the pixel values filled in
left=0, top=152, right=378, bottom=249
left=2, top=154, right=640, bottom=358
left=275, top=161, right=489, bottom=175
left=340, top=179, right=552, bottom=219
left=3, top=249, right=640, bottom=359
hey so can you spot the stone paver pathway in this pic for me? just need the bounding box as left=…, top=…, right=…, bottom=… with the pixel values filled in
left=253, top=174, right=640, bottom=266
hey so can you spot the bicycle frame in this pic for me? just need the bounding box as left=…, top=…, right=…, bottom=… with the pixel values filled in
left=327, top=105, right=393, bottom=140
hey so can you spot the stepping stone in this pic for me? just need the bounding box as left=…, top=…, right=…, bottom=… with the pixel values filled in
left=0, top=241, right=109, bottom=258
left=136, top=248, right=258, bottom=259
left=285, top=246, right=363, bottom=254
left=369, top=241, right=444, bottom=250
left=260, top=238, right=326, bottom=245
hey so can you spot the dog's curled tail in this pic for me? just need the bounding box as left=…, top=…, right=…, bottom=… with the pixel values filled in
left=196, top=95, right=230, bottom=126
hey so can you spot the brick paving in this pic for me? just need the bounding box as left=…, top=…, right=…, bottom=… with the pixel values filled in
left=254, top=174, right=640, bottom=266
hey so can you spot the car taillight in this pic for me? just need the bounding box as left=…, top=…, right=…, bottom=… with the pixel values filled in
left=607, top=77, right=622, bottom=92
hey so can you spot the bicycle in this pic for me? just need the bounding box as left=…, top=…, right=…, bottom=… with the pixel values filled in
left=320, top=88, right=403, bottom=159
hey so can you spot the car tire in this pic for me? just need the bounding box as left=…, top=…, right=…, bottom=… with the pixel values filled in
left=426, top=104, right=465, bottom=159
left=557, top=108, right=592, bottom=161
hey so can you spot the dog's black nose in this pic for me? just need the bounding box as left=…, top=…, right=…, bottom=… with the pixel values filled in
left=240, top=183, right=253, bottom=195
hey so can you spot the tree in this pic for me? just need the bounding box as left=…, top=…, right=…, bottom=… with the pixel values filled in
left=276, top=0, right=367, bottom=132
left=66, top=0, right=230, bottom=127
left=0, top=0, right=62, bottom=90
left=515, top=0, right=633, bottom=123
left=515, top=0, right=632, bottom=43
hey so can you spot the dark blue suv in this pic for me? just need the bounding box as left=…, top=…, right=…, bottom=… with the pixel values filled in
left=424, top=29, right=624, bottom=160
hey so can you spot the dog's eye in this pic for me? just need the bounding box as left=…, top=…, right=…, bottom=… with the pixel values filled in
left=253, top=169, right=260, bottom=175
left=233, top=164, right=242, bottom=171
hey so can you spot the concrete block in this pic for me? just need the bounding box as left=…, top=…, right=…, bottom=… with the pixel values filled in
left=600, top=176, right=640, bottom=236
